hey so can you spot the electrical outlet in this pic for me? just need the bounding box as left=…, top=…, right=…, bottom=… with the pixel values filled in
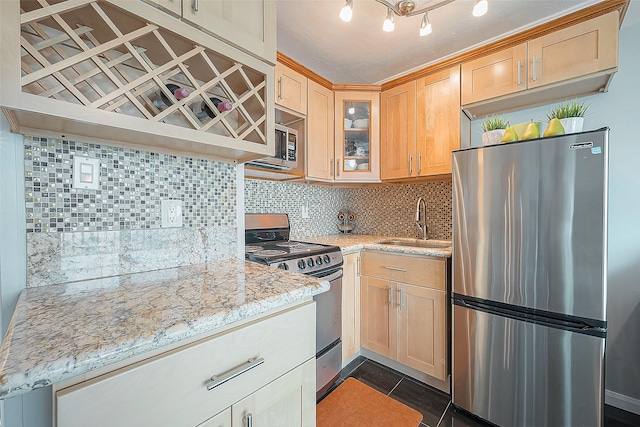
left=161, top=200, right=182, bottom=228
left=301, top=203, right=309, bottom=219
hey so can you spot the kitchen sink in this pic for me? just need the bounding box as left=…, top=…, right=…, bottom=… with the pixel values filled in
left=376, top=239, right=451, bottom=249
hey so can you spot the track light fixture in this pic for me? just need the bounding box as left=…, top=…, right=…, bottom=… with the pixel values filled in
left=383, top=7, right=395, bottom=32
left=419, top=12, right=432, bottom=36
left=338, top=0, right=488, bottom=35
left=473, top=0, right=488, bottom=17
left=340, top=0, right=353, bottom=22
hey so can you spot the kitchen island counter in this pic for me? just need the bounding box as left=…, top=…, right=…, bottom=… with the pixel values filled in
left=0, top=259, right=328, bottom=399
left=304, top=234, right=452, bottom=257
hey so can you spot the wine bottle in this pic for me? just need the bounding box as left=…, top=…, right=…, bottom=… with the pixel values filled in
left=152, top=84, right=190, bottom=109
left=192, top=97, right=233, bottom=119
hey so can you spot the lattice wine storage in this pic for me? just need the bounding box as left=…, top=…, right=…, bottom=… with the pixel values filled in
left=16, top=0, right=268, bottom=148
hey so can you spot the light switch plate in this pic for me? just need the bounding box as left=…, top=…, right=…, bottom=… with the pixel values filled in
left=72, top=155, right=100, bottom=190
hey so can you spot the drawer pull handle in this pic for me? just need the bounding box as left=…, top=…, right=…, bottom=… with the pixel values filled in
left=398, top=288, right=404, bottom=310
left=244, top=413, right=253, bottom=427
left=385, top=266, right=407, bottom=272
left=192, top=0, right=198, bottom=12
left=517, top=60, right=522, bottom=86
left=206, top=357, right=264, bottom=391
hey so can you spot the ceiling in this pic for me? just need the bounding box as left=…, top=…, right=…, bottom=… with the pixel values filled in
left=277, top=0, right=604, bottom=84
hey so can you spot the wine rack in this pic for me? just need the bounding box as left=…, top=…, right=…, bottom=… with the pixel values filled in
left=2, top=0, right=273, bottom=161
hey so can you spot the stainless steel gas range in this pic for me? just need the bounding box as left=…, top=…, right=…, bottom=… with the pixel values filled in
left=244, top=213, right=343, bottom=399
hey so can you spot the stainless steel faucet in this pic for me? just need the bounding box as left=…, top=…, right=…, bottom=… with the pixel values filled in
left=415, top=197, right=428, bottom=240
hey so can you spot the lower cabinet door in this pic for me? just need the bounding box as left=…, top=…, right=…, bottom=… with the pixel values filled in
left=197, top=408, right=232, bottom=427
left=360, top=276, right=396, bottom=359
left=342, top=252, right=361, bottom=364
left=397, top=283, right=446, bottom=380
left=232, top=358, right=316, bottom=427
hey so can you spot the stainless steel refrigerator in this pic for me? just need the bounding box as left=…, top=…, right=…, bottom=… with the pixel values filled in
left=451, top=128, right=609, bottom=427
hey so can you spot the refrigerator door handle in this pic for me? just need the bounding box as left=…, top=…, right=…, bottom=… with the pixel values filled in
left=452, top=298, right=606, bottom=337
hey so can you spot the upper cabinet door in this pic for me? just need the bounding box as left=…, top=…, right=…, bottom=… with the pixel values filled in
left=145, top=0, right=182, bottom=16
left=416, top=66, right=461, bottom=176
left=307, top=80, right=334, bottom=180
left=182, top=0, right=277, bottom=64
left=334, top=91, right=380, bottom=182
left=527, top=11, right=618, bottom=89
left=381, top=81, right=416, bottom=180
left=275, top=62, right=308, bottom=115
left=461, top=43, right=528, bottom=105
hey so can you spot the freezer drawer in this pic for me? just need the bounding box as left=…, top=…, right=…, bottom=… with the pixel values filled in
left=453, top=304, right=605, bottom=427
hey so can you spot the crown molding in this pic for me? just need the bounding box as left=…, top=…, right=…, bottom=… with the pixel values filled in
left=381, top=0, right=629, bottom=90
left=276, top=0, right=629, bottom=93
left=276, top=52, right=333, bottom=90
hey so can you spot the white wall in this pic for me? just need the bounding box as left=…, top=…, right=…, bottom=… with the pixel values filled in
left=470, top=2, right=640, bottom=413
left=0, top=115, right=51, bottom=426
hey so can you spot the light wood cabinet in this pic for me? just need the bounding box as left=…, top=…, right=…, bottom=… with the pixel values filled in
left=461, top=11, right=619, bottom=117
left=334, top=90, right=380, bottom=181
left=342, top=252, right=361, bottom=365
left=380, top=66, right=461, bottom=179
left=1, top=0, right=274, bottom=163
left=276, top=62, right=308, bottom=115
left=307, top=80, right=335, bottom=180
left=527, top=12, right=618, bottom=89
left=55, top=303, right=316, bottom=427
left=380, top=81, right=416, bottom=180
left=361, top=276, right=397, bottom=359
left=461, top=43, right=528, bottom=105
left=416, top=66, right=461, bottom=176
left=360, top=251, right=448, bottom=381
left=397, top=283, right=446, bottom=378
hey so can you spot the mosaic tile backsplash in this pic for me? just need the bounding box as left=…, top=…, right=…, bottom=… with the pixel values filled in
left=24, top=136, right=236, bottom=233
left=245, top=180, right=452, bottom=241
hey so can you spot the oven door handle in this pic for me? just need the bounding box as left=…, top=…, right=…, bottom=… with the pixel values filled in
left=316, top=269, right=343, bottom=282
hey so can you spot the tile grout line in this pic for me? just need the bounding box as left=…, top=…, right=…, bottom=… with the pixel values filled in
left=387, top=375, right=404, bottom=396
left=435, top=400, right=452, bottom=427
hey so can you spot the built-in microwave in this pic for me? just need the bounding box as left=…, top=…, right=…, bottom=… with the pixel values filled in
left=247, top=124, right=298, bottom=170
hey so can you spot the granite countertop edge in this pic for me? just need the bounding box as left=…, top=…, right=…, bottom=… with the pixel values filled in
left=303, top=234, right=452, bottom=257
left=0, top=259, right=329, bottom=400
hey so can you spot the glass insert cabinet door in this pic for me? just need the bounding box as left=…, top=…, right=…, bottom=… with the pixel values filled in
left=342, top=100, right=371, bottom=173
left=334, top=90, right=380, bottom=181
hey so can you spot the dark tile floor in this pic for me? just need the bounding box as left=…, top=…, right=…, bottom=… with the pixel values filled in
left=323, top=356, right=640, bottom=427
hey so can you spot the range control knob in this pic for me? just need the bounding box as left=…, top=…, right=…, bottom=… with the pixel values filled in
left=307, top=258, right=315, bottom=268
left=315, top=256, right=323, bottom=265
left=323, top=255, right=331, bottom=264
left=278, top=263, right=289, bottom=270
left=298, top=259, right=306, bottom=270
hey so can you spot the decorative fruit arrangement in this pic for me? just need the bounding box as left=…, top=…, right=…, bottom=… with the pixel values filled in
left=543, top=118, right=565, bottom=137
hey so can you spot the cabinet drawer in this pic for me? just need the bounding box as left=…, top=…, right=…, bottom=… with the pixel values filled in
left=361, top=251, right=446, bottom=289
left=56, top=303, right=315, bottom=427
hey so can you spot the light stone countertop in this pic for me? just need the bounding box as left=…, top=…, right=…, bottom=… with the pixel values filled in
left=0, top=259, right=329, bottom=399
left=303, top=234, right=452, bottom=258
